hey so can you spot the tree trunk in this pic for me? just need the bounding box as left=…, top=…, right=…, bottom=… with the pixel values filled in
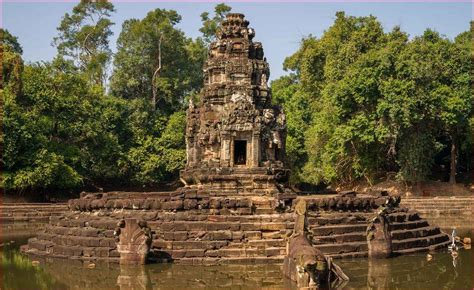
left=151, top=33, right=163, bottom=111
left=449, top=141, right=457, bottom=184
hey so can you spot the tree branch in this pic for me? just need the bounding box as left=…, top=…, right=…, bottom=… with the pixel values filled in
left=151, top=32, right=163, bottom=111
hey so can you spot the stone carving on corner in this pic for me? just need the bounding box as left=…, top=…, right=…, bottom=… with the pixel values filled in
left=115, top=218, right=152, bottom=265
left=366, top=195, right=400, bottom=258
left=283, top=199, right=349, bottom=289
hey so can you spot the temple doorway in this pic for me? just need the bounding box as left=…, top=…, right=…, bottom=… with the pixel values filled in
left=234, top=140, right=247, bottom=165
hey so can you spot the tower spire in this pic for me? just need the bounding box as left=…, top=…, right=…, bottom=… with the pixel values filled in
left=181, top=13, right=288, bottom=196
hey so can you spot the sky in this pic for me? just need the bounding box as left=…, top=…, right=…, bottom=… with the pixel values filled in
left=2, top=1, right=472, bottom=81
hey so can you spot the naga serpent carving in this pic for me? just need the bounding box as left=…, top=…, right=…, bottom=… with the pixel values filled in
left=366, top=195, right=400, bottom=258
left=283, top=199, right=349, bottom=289
left=115, top=218, right=153, bottom=265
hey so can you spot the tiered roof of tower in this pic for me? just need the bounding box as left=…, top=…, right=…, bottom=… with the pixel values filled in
left=202, top=13, right=270, bottom=106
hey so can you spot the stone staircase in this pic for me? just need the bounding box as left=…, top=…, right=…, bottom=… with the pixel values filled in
left=307, top=212, right=371, bottom=259
left=25, top=201, right=293, bottom=264
left=24, top=192, right=451, bottom=263
left=400, top=196, right=473, bottom=216
left=0, top=203, right=68, bottom=223
left=304, top=208, right=450, bottom=259
left=387, top=210, right=450, bottom=255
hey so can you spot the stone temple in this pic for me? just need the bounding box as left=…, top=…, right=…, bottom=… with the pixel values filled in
left=24, top=13, right=450, bottom=267
left=181, top=13, right=289, bottom=198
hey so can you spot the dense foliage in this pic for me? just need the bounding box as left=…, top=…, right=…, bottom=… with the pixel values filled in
left=1, top=2, right=230, bottom=193
left=272, top=12, right=472, bottom=186
left=110, top=9, right=206, bottom=110
left=2, top=4, right=471, bottom=194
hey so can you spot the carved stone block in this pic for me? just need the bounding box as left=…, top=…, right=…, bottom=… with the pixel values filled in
left=116, top=219, right=152, bottom=265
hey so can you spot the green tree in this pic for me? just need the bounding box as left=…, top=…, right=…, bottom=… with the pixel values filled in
left=110, top=9, right=205, bottom=113
left=278, top=12, right=472, bottom=186
left=271, top=75, right=312, bottom=184
left=1, top=44, right=24, bottom=96
left=1, top=37, right=24, bottom=189
left=54, top=0, right=115, bottom=87
left=283, top=12, right=393, bottom=185
left=122, top=109, right=186, bottom=184
left=199, top=3, right=232, bottom=45
left=3, top=59, right=126, bottom=192
left=1, top=28, right=23, bottom=54
left=440, top=30, right=472, bottom=183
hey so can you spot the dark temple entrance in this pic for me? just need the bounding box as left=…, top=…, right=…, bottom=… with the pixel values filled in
left=234, top=140, right=247, bottom=165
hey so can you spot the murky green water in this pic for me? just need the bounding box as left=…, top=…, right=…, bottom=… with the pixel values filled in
left=1, top=221, right=472, bottom=290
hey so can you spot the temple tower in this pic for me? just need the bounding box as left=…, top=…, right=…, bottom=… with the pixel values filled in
left=180, top=13, right=289, bottom=196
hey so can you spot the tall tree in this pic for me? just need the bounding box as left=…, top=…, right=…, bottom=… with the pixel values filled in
left=271, top=75, right=312, bottom=184
left=440, top=29, right=472, bottom=184
left=110, top=9, right=205, bottom=114
left=54, top=0, right=115, bottom=87
left=1, top=33, right=24, bottom=189
left=199, top=3, right=232, bottom=45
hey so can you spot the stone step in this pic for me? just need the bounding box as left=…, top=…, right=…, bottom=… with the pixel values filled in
left=0, top=211, right=64, bottom=216
left=312, top=232, right=366, bottom=244
left=387, top=211, right=421, bottom=223
left=25, top=247, right=120, bottom=262
left=172, top=256, right=285, bottom=265
left=402, top=198, right=474, bottom=201
left=405, top=206, right=471, bottom=210
left=0, top=210, right=65, bottom=214
left=390, top=219, right=429, bottom=231
left=307, top=215, right=369, bottom=226
left=402, top=200, right=473, bottom=203
left=314, top=241, right=368, bottom=255
left=254, top=208, right=276, bottom=214
left=310, top=224, right=368, bottom=236
left=390, top=226, right=441, bottom=240
left=0, top=216, right=52, bottom=223
left=247, top=239, right=285, bottom=248
left=27, top=238, right=54, bottom=251
left=0, top=204, right=68, bottom=212
left=393, top=239, right=451, bottom=255
left=414, top=210, right=470, bottom=215
left=413, top=207, right=470, bottom=211
left=392, top=233, right=449, bottom=251
left=327, top=251, right=368, bottom=259
left=165, top=247, right=286, bottom=259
